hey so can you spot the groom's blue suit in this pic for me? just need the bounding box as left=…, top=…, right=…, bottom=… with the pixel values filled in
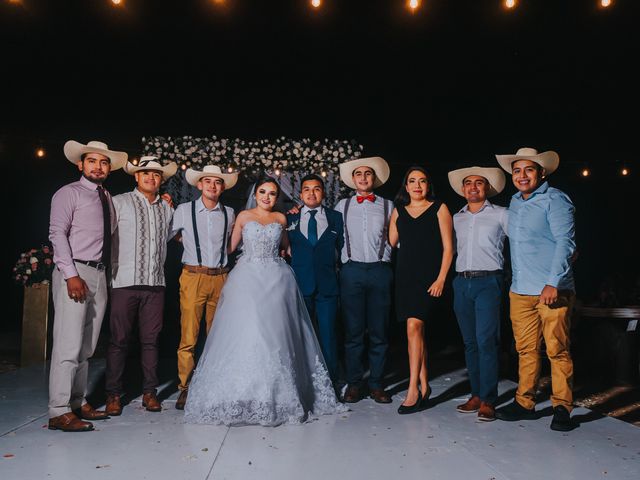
left=287, top=207, right=344, bottom=381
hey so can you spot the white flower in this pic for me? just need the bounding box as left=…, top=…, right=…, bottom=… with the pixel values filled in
left=287, top=220, right=299, bottom=231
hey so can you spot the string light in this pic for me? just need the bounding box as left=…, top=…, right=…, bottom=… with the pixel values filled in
left=181, top=164, right=187, bottom=171
left=227, top=166, right=234, bottom=173
left=581, top=167, right=591, bottom=177
left=321, top=171, right=327, bottom=178
left=311, top=0, right=322, bottom=8
left=36, top=148, right=46, bottom=158
left=111, top=0, right=123, bottom=6
left=504, top=0, right=517, bottom=10
left=621, top=166, right=629, bottom=176
left=407, top=0, right=420, bottom=13
left=131, top=157, right=139, bottom=166
left=274, top=169, right=281, bottom=176
left=600, top=0, right=612, bottom=8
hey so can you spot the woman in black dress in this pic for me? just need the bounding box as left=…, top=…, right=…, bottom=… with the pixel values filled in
left=389, top=166, right=454, bottom=414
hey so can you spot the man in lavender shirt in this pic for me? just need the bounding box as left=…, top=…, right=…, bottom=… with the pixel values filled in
left=47, top=140, right=127, bottom=432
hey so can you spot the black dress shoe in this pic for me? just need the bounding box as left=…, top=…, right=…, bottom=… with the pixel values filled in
left=550, top=405, right=577, bottom=431
left=398, top=391, right=422, bottom=415
left=495, top=401, right=537, bottom=421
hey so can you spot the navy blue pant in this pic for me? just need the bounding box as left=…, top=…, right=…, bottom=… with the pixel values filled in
left=453, top=274, right=503, bottom=404
left=304, top=293, right=339, bottom=382
left=340, top=261, right=393, bottom=389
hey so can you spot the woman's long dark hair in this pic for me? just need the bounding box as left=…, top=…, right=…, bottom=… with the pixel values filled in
left=394, top=165, right=435, bottom=206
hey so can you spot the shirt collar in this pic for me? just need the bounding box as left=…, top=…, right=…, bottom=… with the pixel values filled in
left=197, top=196, right=222, bottom=213
left=301, top=205, right=323, bottom=216
left=459, top=199, right=494, bottom=214
left=133, top=187, right=161, bottom=204
left=79, top=175, right=103, bottom=191
left=513, top=180, right=549, bottom=201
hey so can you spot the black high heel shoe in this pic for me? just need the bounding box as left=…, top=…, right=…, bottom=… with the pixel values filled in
left=419, top=384, right=432, bottom=410
left=397, top=390, right=423, bottom=415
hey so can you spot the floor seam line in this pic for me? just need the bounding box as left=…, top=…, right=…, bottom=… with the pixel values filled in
left=205, top=426, right=231, bottom=480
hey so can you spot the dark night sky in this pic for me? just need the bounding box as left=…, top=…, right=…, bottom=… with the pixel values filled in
left=1, top=0, right=638, bottom=327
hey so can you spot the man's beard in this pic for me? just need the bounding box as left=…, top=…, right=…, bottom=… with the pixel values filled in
left=83, top=173, right=106, bottom=185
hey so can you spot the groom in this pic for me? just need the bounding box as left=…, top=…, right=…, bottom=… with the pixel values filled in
left=287, top=174, right=344, bottom=385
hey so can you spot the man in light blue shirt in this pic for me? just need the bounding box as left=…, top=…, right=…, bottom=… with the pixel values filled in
left=448, top=166, right=507, bottom=422
left=494, top=147, right=577, bottom=432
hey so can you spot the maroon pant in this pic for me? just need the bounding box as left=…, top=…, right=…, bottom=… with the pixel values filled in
left=106, top=286, right=165, bottom=395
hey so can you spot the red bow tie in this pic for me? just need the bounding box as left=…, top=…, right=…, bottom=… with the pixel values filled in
left=356, top=194, right=376, bottom=204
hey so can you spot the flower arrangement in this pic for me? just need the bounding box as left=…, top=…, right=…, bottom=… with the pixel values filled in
left=13, top=244, right=55, bottom=287
left=142, top=135, right=363, bottom=180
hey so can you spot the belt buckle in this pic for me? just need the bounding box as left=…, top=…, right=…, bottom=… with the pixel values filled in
left=95, top=262, right=106, bottom=271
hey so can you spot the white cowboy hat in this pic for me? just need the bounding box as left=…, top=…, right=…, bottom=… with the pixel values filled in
left=447, top=166, right=506, bottom=198
left=185, top=165, right=238, bottom=189
left=495, top=147, right=559, bottom=175
left=63, top=140, right=128, bottom=171
left=124, top=156, right=178, bottom=182
left=339, top=156, right=390, bottom=190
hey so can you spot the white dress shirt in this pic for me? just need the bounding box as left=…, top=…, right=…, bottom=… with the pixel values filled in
left=334, top=195, right=393, bottom=264
left=453, top=200, right=508, bottom=273
left=111, top=188, right=174, bottom=288
left=170, top=197, right=235, bottom=268
left=300, top=205, right=328, bottom=239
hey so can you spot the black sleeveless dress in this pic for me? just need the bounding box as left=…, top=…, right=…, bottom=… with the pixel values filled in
left=395, top=200, right=444, bottom=322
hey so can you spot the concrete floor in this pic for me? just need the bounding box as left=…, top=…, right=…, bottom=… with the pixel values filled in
left=1, top=360, right=639, bottom=480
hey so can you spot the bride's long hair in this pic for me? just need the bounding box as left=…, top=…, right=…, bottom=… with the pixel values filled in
left=253, top=174, right=281, bottom=200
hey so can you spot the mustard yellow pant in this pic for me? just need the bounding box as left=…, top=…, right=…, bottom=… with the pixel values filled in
left=509, top=291, right=575, bottom=411
left=177, top=269, right=227, bottom=391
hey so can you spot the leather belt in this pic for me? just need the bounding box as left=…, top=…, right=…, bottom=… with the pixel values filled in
left=74, top=259, right=107, bottom=271
left=458, top=270, right=502, bottom=279
left=183, top=265, right=229, bottom=276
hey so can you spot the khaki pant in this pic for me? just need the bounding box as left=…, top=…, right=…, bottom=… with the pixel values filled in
left=49, top=263, right=108, bottom=417
left=509, top=291, right=575, bottom=411
left=177, top=269, right=227, bottom=391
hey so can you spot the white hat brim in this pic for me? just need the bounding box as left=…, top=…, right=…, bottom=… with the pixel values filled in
left=124, top=161, right=178, bottom=182
left=447, top=167, right=506, bottom=198
left=339, top=156, right=390, bottom=190
left=63, top=140, right=128, bottom=171
left=495, top=150, right=559, bottom=174
left=185, top=168, right=238, bottom=189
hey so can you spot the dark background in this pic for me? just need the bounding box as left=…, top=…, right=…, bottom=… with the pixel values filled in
left=1, top=1, right=638, bottom=341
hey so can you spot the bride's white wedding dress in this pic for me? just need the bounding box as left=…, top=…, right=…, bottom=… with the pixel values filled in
left=184, top=221, right=346, bottom=426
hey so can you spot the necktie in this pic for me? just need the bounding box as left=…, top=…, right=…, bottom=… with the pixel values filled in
left=307, top=209, right=318, bottom=246
left=356, top=194, right=376, bottom=204
left=97, top=186, right=111, bottom=267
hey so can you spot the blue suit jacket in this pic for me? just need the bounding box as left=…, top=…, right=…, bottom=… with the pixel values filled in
left=287, top=207, right=344, bottom=297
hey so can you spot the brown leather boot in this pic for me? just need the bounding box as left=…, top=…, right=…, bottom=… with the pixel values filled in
left=175, top=389, right=188, bottom=410
left=456, top=396, right=481, bottom=413
left=342, top=385, right=361, bottom=403
left=48, top=412, right=94, bottom=432
left=369, top=388, right=392, bottom=404
left=75, top=403, right=109, bottom=420
left=142, top=392, right=162, bottom=412
left=478, top=402, right=496, bottom=422
left=105, top=394, right=123, bottom=416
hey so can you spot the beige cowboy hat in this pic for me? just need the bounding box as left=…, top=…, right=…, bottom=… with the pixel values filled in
left=448, top=166, right=506, bottom=198
left=63, top=140, right=128, bottom=171
left=495, top=147, right=559, bottom=175
left=185, top=165, right=238, bottom=189
left=339, top=156, right=390, bottom=190
left=124, top=156, right=178, bottom=182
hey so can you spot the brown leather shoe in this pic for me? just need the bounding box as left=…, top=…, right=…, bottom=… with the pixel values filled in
left=105, top=394, right=123, bottom=416
left=343, top=385, right=362, bottom=403
left=478, top=402, right=496, bottom=422
left=175, top=389, right=188, bottom=410
left=75, top=403, right=109, bottom=420
left=48, top=412, right=94, bottom=432
left=456, top=395, right=481, bottom=413
left=369, top=388, right=392, bottom=404
left=142, top=392, right=162, bottom=412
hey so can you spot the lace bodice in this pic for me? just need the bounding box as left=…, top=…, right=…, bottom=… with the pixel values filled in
left=239, top=221, right=284, bottom=263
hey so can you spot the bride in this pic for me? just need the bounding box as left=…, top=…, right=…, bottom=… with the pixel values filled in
left=184, top=175, right=346, bottom=426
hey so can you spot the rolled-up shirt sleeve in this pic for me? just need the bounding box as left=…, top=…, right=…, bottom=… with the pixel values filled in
left=546, top=191, right=576, bottom=288
left=49, top=188, right=78, bottom=280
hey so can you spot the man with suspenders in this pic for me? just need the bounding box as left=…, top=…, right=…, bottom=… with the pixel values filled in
left=170, top=165, right=238, bottom=410
left=335, top=156, right=394, bottom=404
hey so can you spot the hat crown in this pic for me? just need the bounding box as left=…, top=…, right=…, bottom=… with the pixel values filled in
left=515, top=147, right=539, bottom=156
left=202, top=165, right=223, bottom=175
left=86, top=141, right=110, bottom=151
left=138, top=156, right=162, bottom=168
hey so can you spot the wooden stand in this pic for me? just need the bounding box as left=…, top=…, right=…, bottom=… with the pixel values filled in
left=21, top=283, right=51, bottom=367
